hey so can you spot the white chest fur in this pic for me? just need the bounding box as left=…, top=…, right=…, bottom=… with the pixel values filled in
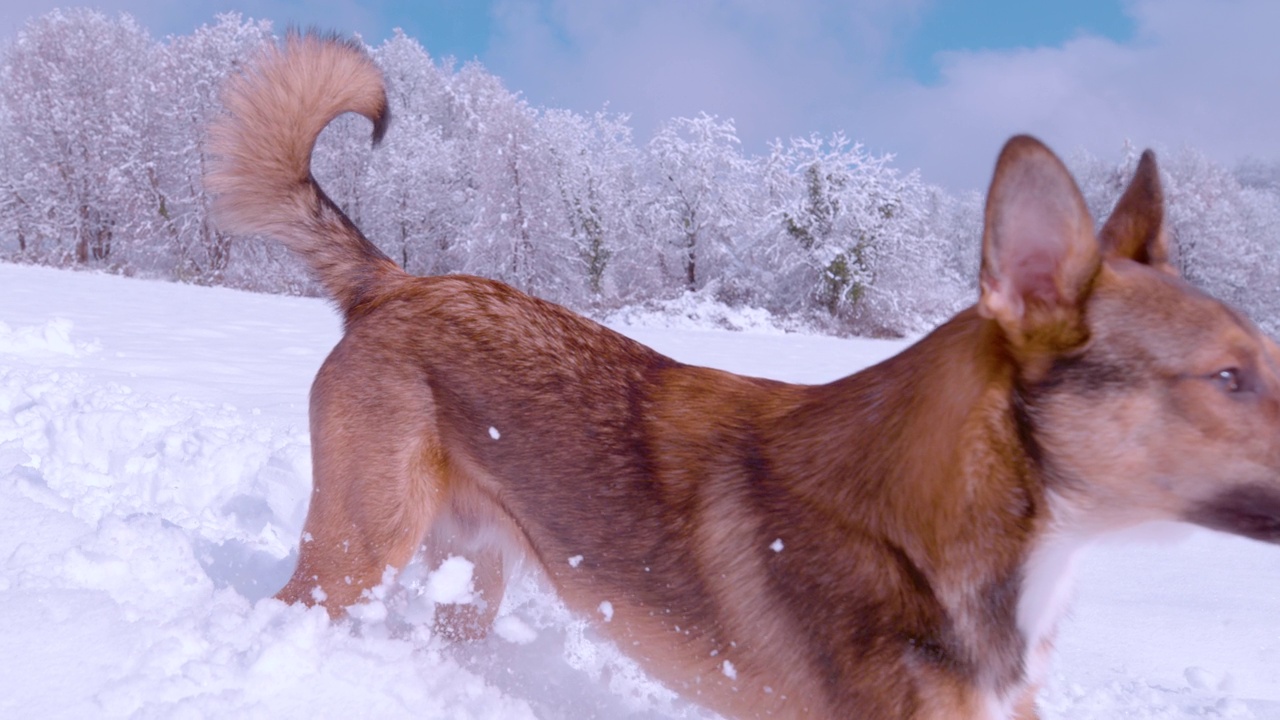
left=1013, top=500, right=1095, bottom=703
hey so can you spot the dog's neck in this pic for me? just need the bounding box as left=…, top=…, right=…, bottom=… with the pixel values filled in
left=802, top=307, right=1042, bottom=547
left=782, top=307, right=1057, bottom=694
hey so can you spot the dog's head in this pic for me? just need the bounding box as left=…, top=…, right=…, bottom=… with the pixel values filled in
left=980, top=135, right=1280, bottom=543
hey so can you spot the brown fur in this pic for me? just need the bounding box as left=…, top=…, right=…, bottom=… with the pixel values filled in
left=206, top=34, right=1280, bottom=720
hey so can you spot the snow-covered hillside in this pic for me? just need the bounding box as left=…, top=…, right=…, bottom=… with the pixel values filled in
left=1, top=263, right=1277, bottom=719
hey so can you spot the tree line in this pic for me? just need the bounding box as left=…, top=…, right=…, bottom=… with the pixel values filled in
left=3, top=9, right=1279, bottom=337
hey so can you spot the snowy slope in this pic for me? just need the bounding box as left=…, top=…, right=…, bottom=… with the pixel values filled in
left=1, top=263, right=1277, bottom=719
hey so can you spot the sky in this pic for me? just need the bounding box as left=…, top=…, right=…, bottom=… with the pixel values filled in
left=0, top=0, right=1276, bottom=191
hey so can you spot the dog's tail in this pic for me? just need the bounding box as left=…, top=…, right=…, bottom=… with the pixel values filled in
left=206, top=32, right=398, bottom=317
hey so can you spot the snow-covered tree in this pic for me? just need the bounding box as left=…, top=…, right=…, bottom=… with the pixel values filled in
left=448, top=66, right=597, bottom=301
left=366, top=31, right=467, bottom=277
left=152, top=13, right=274, bottom=286
left=0, top=9, right=158, bottom=267
left=647, top=114, right=751, bottom=293
left=861, top=174, right=970, bottom=336
left=753, top=134, right=959, bottom=334
left=1071, top=145, right=1280, bottom=335
left=1163, top=150, right=1280, bottom=331
left=537, top=108, right=649, bottom=301
left=781, top=134, right=874, bottom=315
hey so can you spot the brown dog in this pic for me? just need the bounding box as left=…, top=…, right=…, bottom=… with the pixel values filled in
left=207, top=33, right=1280, bottom=720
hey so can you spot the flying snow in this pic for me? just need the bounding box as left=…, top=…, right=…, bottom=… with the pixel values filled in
left=427, top=556, right=476, bottom=605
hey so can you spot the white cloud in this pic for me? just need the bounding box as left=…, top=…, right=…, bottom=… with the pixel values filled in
left=865, top=0, right=1280, bottom=189
left=484, top=0, right=1280, bottom=191
left=484, top=0, right=924, bottom=152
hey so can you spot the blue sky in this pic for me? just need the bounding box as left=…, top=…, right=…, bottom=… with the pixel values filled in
left=901, top=0, right=1133, bottom=83
left=2, top=1, right=1276, bottom=191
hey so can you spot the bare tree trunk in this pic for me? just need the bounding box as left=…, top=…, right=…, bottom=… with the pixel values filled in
left=684, top=230, right=697, bottom=290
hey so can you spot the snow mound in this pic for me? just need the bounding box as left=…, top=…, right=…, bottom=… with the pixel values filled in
left=1, top=361, right=308, bottom=559
left=601, top=290, right=805, bottom=335
left=0, top=318, right=99, bottom=357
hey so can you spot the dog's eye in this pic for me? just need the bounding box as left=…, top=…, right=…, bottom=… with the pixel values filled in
left=1214, top=368, right=1242, bottom=393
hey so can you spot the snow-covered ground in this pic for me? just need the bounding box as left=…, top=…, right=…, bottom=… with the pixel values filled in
left=1, top=262, right=1277, bottom=719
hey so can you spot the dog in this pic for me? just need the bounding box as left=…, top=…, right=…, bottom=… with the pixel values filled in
left=206, top=32, right=1280, bottom=720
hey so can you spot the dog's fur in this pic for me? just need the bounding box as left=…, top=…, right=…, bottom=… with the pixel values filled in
left=206, top=33, right=1280, bottom=720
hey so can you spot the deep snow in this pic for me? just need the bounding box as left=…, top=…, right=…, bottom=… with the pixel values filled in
left=1, top=262, right=1277, bottom=719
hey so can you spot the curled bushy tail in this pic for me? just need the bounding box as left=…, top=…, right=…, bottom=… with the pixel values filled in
left=206, top=31, right=398, bottom=318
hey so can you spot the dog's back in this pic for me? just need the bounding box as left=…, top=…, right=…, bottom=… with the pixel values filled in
left=207, top=34, right=1280, bottom=720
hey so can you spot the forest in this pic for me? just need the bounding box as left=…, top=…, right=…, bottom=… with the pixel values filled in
left=2, top=8, right=1279, bottom=337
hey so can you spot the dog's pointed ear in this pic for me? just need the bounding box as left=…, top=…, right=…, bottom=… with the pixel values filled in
left=1098, top=150, right=1176, bottom=274
left=979, top=135, right=1100, bottom=351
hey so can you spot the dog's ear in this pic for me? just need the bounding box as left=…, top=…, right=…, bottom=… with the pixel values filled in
left=1098, top=150, right=1176, bottom=274
left=979, top=135, right=1100, bottom=352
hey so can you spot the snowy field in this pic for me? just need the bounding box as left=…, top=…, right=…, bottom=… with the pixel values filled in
left=1, top=262, right=1278, bottom=719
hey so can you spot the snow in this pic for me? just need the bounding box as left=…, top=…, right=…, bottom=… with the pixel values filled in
left=427, top=556, right=476, bottom=605
left=494, top=615, right=538, bottom=645
left=1, top=262, right=1278, bottom=719
left=600, top=290, right=806, bottom=336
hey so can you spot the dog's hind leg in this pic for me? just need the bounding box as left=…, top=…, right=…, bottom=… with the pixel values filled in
left=277, top=335, right=446, bottom=616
